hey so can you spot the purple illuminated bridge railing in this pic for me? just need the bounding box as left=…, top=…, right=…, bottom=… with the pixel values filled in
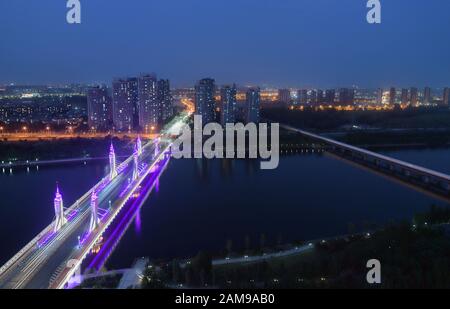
left=0, top=112, right=191, bottom=289
left=49, top=144, right=174, bottom=289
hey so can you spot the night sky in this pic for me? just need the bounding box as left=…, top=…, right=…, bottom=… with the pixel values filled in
left=1, top=0, right=449, bottom=88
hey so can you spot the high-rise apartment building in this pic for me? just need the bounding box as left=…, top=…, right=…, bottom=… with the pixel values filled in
left=195, top=78, right=216, bottom=124
left=423, top=87, right=432, bottom=104
left=87, top=86, right=112, bottom=130
left=246, top=87, right=260, bottom=124
left=410, top=87, right=419, bottom=106
left=401, top=88, right=409, bottom=105
left=338, top=88, right=355, bottom=105
left=389, top=87, right=396, bottom=105
left=137, top=74, right=159, bottom=131
left=220, top=84, right=237, bottom=125
left=112, top=78, right=138, bottom=131
left=442, top=88, right=450, bottom=107
left=325, top=89, right=336, bottom=105
left=278, top=89, right=291, bottom=104
left=317, top=90, right=324, bottom=105
left=297, top=89, right=308, bottom=105
left=158, top=79, right=173, bottom=123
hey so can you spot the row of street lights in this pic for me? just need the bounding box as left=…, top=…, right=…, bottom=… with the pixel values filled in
left=0, top=125, right=75, bottom=134
left=0, top=124, right=158, bottom=134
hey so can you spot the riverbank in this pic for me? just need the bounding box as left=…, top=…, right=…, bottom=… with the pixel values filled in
left=0, top=155, right=132, bottom=169
left=138, top=205, right=450, bottom=289
left=0, top=132, right=156, bottom=142
left=333, top=130, right=450, bottom=149
left=78, top=208, right=450, bottom=289
left=263, top=106, right=450, bottom=132
left=0, top=137, right=137, bottom=163
left=280, top=127, right=450, bottom=148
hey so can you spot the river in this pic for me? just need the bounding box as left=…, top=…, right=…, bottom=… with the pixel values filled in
left=0, top=147, right=449, bottom=268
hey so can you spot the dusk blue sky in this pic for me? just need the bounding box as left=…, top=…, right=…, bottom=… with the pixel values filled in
left=0, top=0, right=449, bottom=88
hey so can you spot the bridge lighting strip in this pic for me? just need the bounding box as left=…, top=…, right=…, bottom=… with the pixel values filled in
left=0, top=138, right=155, bottom=278
left=0, top=111, right=191, bottom=284
left=87, top=156, right=170, bottom=271
left=52, top=144, right=172, bottom=289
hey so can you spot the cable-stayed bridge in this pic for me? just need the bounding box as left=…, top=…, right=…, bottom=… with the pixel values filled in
left=0, top=113, right=190, bottom=289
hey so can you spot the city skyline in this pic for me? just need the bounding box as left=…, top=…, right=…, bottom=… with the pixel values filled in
left=1, top=0, right=450, bottom=88
left=2, top=80, right=449, bottom=92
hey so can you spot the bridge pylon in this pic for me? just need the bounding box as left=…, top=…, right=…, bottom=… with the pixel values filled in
left=53, top=184, right=67, bottom=232
left=137, top=135, right=142, bottom=156
left=132, top=144, right=139, bottom=181
left=89, top=191, right=99, bottom=232
left=109, top=143, right=118, bottom=180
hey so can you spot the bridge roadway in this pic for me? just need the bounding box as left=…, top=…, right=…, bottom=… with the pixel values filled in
left=0, top=140, right=163, bottom=289
left=0, top=113, right=190, bottom=289
left=281, top=124, right=450, bottom=199
left=50, top=149, right=172, bottom=289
